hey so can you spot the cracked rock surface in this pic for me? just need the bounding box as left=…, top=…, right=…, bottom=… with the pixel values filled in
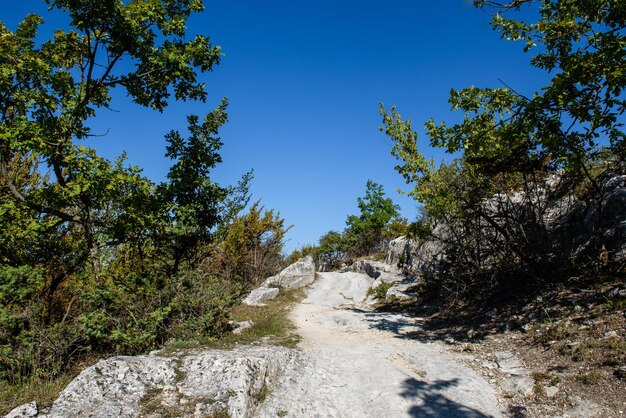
left=7, top=347, right=300, bottom=418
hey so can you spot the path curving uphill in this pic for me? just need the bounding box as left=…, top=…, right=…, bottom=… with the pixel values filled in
left=256, top=271, right=502, bottom=418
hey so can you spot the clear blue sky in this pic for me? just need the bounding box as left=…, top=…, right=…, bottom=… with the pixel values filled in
left=2, top=1, right=548, bottom=253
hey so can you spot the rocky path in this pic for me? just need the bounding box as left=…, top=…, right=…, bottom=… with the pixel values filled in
left=6, top=270, right=505, bottom=418
left=257, top=271, right=503, bottom=418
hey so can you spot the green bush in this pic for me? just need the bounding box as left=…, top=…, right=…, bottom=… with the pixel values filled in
left=0, top=266, right=244, bottom=384
left=367, top=281, right=392, bottom=300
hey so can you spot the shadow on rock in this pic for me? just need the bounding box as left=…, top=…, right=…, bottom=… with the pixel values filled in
left=360, top=310, right=425, bottom=335
left=401, top=377, right=496, bottom=418
left=362, top=303, right=524, bottom=345
left=362, top=275, right=625, bottom=346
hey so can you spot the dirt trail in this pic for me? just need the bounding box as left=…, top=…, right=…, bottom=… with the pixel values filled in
left=257, top=272, right=503, bottom=417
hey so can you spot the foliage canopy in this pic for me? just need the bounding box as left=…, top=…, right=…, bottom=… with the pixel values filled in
left=380, top=0, right=626, bottom=300
left=382, top=0, right=625, bottom=215
left=0, top=0, right=287, bottom=391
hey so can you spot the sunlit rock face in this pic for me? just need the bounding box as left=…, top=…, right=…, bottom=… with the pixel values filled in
left=8, top=346, right=301, bottom=418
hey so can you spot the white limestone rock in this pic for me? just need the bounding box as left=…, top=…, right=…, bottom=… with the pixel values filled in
left=371, top=271, right=405, bottom=288
left=242, top=287, right=280, bottom=306
left=501, top=375, right=534, bottom=397
left=385, top=236, right=418, bottom=269
left=175, top=347, right=297, bottom=417
left=20, top=347, right=299, bottom=418
left=230, top=319, right=254, bottom=335
left=5, top=402, right=38, bottom=418
left=494, top=351, right=527, bottom=376
left=39, top=355, right=178, bottom=418
left=350, top=259, right=399, bottom=278
left=385, top=281, right=420, bottom=303
left=261, top=256, right=316, bottom=290
left=242, top=256, right=316, bottom=306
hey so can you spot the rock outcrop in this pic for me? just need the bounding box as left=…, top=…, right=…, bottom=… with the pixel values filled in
left=243, top=256, right=316, bottom=306
left=346, top=258, right=419, bottom=305
left=261, top=256, right=316, bottom=290
left=375, top=173, right=626, bottom=304
left=385, top=173, right=626, bottom=282
left=7, top=347, right=301, bottom=418
left=385, top=232, right=446, bottom=280
left=349, top=259, right=399, bottom=278
left=385, top=236, right=414, bottom=268
left=583, top=174, right=626, bottom=263
left=5, top=402, right=37, bottom=418
left=242, top=287, right=280, bottom=306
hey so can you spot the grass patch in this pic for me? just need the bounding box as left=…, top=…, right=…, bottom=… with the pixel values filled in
left=533, top=320, right=573, bottom=346
left=139, top=387, right=223, bottom=418
left=532, top=382, right=546, bottom=395
left=532, top=371, right=560, bottom=387
left=571, top=341, right=598, bottom=362
left=576, top=370, right=604, bottom=385
left=605, top=297, right=626, bottom=312
left=0, top=373, right=76, bottom=416
left=254, top=383, right=270, bottom=403
left=532, top=370, right=561, bottom=394
left=163, top=288, right=304, bottom=354
left=603, top=339, right=626, bottom=366
left=139, top=387, right=179, bottom=417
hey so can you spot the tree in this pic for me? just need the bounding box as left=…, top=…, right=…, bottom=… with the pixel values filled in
left=213, top=201, right=288, bottom=284
left=381, top=0, right=626, bottom=221
left=437, top=1, right=624, bottom=182
left=155, top=100, right=252, bottom=276
left=0, top=0, right=224, bottom=300
left=379, top=0, right=626, bottom=300
left=0, top=1, right=261, bottom=389
left=344, top=180, right=403, bottom=257
left=316, top=230, right=345, bottom=269
left=383, top=0, right=625, bottom=199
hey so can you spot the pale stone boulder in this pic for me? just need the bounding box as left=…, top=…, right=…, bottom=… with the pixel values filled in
left=242, top=287, right=280, bottom=306
left=385, top=236, right=415, bottom=268
left=385, top=230, right=446, bottom=280
left=385, top=281, right=419, bottom=303
left=229, top=319, right=254, bottom=334
left=350, top=259, right=399, bottom=278
left=16, top=347, right=299, bottom=418
left=261, top=256, right=316, bottom=290
left=242, top=256, right=316, bottom=306
left=39, top=355, right=178, bottom=418
left=371, top=271, right=405, bottom=288
left=5, top=401, right=38, bottom=418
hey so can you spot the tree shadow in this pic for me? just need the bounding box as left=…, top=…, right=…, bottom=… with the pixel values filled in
left=360, top=309, right=457, bottom=345
left=400, top=377, right=496, bottom=418
left=359, top=310, right=424, bottom=335
left=362, top=273, right=626, bottom=346
left=360, top=293, right=532, bottom=344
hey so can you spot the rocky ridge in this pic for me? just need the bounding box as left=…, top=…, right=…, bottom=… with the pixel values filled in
left=6, top=175, right=625, bottom=418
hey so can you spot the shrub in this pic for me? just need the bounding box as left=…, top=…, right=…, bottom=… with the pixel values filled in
left=367, top=281, right=392, bottom=300
left=0, top=266, right=243, bottom=384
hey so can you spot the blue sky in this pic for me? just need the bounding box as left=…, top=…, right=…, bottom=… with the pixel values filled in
left=2, top=1, right=548, bottom=253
